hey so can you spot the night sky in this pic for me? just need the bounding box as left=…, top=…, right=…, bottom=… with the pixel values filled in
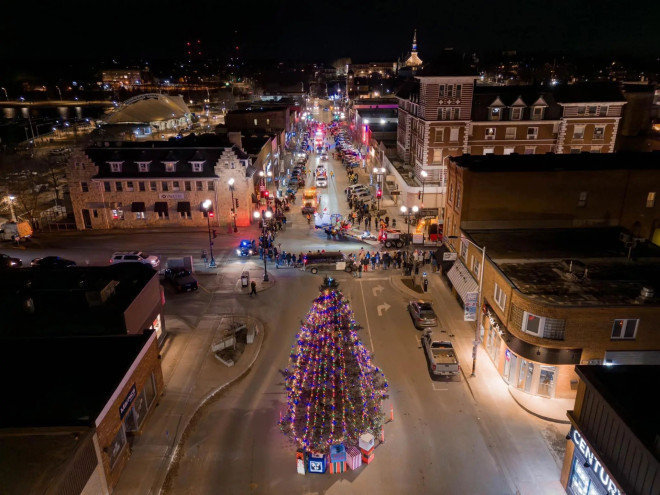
left=0, top=0, right=658, bottom=63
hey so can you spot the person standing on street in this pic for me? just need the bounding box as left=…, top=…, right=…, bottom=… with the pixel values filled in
left=249, top=280, right=258, bottom=296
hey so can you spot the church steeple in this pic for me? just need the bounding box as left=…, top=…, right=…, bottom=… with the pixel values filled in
left=405, top=29, right=423, bottom=68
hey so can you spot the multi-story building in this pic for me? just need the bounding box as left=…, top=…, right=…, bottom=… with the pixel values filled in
left=68, top=134, right=256, bottom=231
left=562, top=365, right=660, bottom=495
left=0, top=331, right=163, bottom=493
left=395, top=73, right=626, bottom=214
left=101, top=69, right=144, bottom=90
left=442, top=152, right=660, bottom=400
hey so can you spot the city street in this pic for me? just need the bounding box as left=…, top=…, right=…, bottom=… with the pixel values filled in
left=2, top=111, right=568, bottom=495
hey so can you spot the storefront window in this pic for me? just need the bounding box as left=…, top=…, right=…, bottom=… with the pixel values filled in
left=503, top=351, right=516, bottom=383
left=150, top=314, right=162, bottom=340
left=517, top=359, right=534, bottom=392
left=569, top=456, right=605, bottom=495
left=108, top=424, right=127, bottom=469
left=144, top=373, right=156, bottom=407
left=538, top=366, right=556, bottom=398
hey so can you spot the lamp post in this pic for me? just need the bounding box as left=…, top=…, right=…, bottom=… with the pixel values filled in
left=446, top=235, right=486, bottom=377
left=55, top=86, right=62, bottom=101
left=253, top=210, right=272, bottom=281
left=374, top=167, right=386, bottom=211
left=228, top=178, right=238, bottom=232
left=202, top=199, right=216, bottom=268
left=400, top=205, right=419, bottom=237
left=420, top=170, right=428, bottom=207
left=0, top=87, right=7, bottom=100
left=8, top=195, right=17, bottom=222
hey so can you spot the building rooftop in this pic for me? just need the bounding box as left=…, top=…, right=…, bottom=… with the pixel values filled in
left=83, top=133, right=250, bottom=178
left=465, top=228, right=660, bottom=306
left=0, top=263, right=157, bottom=338
left=0, top=332, right=154, bottom=428
left=555, top=82, right=625, bottom=104
left=0, top=427, right=93, bottom=494
left=105, top=94, right=190, bottom=124
left=452, top=151, right=660, bottom=173
left=576, top=365, right=660, bottom=460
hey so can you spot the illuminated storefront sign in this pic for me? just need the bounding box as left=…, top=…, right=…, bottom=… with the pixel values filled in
left=570, top=429, right=622, bottom=495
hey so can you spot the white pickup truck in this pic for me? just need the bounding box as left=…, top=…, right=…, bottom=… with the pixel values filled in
left=421, top=330, right=460, bottom=377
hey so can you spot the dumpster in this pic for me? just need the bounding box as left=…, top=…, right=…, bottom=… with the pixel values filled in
left=241, top=271, right=250, bottom=288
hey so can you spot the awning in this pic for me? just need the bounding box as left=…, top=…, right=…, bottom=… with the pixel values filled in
left=154, top=202, right=168, bottom=213
left=131, top=202, right=146, bottom=212
left=176, top=201, right=191, bottom=213
left=446, top=260, right=479, bottom=305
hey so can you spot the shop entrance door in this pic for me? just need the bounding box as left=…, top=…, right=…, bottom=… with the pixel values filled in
left=82, top=209, right=92, bottom=229
left=538, top=366, right=556, bottom=397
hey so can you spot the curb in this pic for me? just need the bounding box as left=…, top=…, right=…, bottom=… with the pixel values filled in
left=158, top=315, right=265, bottom=494
left=388, top=274, right=430, bottom=299
left=507, top=387, right=571, bottom=425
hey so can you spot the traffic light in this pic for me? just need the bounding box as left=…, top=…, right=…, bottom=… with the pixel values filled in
left=235, top=198, right=239, bottom=208
left=209, top=210, right=215, bottom=218
left=376, top=189, right=382, bottom=199
left=264, top=191, right=269, bottom=198
left=212, top=229, right=217, bottom=238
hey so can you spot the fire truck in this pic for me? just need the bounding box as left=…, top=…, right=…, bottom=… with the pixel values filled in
left=301, top=187, right=318, bottom=214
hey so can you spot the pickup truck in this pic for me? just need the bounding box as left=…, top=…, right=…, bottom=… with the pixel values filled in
left=421, top=330, right=460, bottom=377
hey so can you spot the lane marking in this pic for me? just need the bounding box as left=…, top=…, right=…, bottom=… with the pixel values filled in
left=432, top=383, right=448, bottom=391
left=358, top=280, right=376, bottom=353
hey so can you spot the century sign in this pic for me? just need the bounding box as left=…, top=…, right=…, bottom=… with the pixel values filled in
left=571, top=429, right=622, bottom=495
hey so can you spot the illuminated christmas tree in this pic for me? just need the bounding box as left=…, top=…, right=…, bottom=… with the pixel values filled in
left=280, top=277, right=389, bottom=453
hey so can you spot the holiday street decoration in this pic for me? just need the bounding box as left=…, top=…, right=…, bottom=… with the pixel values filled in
left=280, top=276, right=389, bottom=455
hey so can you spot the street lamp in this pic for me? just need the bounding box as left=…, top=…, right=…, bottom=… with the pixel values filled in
left=446, top=235, right=486, bottom=378
left=0, top=87, right=7, bottom=101
left=7, top=195, right=17, bottom=222
left=374, top=167, right=386, bottom=211
left=202, top=199, right=216, bottom=268
left=55, top=86, right=62, bottom=101
left=228, top=178, right=238, bottom=233
left=253, top=210, right=272, bottom=281
left=420, top=170, right=428, bottom=206
left=400, top=205, right=419, bottom=237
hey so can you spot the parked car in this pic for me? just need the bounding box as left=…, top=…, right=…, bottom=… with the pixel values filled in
left=164, top=268, right=198, bottom=292
left=408, top=300, right=438, bottom=329
left=421, top=330, right=460, bottom=377
left=0, top=253, right=22, bottom=268
left=110, top=251, right=160, bottom=269
left=31, top=256, right=76, bottom=268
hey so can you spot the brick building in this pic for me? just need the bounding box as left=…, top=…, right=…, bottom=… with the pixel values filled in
left=562, top=365, right=660, bottom=495
left=442, top=153, right=660, bottom=400
left=0, top=331, right=164, bottom=493
left=395, top=67, right=626, bottom=215
left=68, top=133, right=256, bottom=231
left=0, top=263, right=167, bottom=346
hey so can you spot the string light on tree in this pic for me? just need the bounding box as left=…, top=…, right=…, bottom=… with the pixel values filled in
left=280, top=277, right=388, bottom=454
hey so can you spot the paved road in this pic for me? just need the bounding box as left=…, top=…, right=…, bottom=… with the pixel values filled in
left=4, top=109, right=566, bottom=495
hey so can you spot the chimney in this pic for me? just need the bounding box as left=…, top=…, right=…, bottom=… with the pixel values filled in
left=227, top=131, right=242, bottom=149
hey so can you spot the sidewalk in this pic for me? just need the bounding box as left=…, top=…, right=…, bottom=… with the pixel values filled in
left=389, top=269, right=573, bottom=423
left=112, top=314, right=265, bottom=495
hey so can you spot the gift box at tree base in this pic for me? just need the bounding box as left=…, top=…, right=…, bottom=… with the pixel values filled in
left=328, top=461, right=347, bottom=474
left=346, top=446, right=362, bottom=470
